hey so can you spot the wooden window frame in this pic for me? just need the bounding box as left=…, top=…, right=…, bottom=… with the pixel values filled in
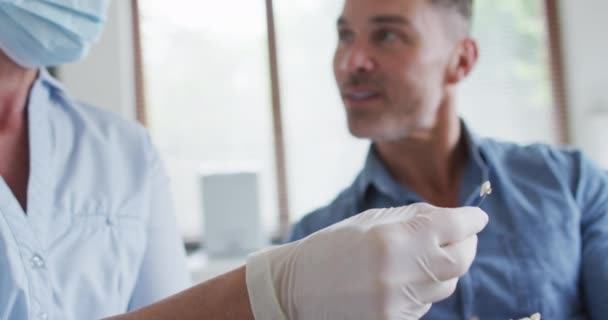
left=265, top=0, right=291, bottom=240
left=545, top=0, right=570, bottom=144
left=131, top=0, right=147, bottom=126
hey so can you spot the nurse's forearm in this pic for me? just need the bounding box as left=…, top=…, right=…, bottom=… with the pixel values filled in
left=104, top=266, right=254, bottom=320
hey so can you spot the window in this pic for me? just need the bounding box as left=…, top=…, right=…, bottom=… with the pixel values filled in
left=137, top=0, right=563, bottom=242
left=139, top=0, right=278, bottom=242
left=459, top=1, right=558, bottom=144
left=274, top=0, right=370, bottom=221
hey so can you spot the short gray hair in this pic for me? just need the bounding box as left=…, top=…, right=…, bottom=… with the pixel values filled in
left=430, top=0, right=473, bottom=23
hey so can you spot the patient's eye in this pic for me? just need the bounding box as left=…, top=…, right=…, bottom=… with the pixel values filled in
left=372, top=28, right=406, bottom=45
left=338, top=28, right=354, bottom=44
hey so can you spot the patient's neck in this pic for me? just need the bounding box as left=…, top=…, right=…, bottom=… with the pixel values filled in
left=0, top=50, right=37, bottom=131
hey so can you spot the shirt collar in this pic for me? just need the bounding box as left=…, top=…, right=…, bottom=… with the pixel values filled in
left=355, top=120, right=491, bottom=203
left=463, top=121, right=491, bottom=180
left=37, top=68, right=66, bottom=93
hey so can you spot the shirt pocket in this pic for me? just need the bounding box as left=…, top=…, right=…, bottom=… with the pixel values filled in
left=51, top=207, right=149, bottom=316
left=506, top=236, right=545, bottom=313
left=70, top=207, right=148, bottom=279
left=474, top=233, right=543, bottom=318
left=507, top=226, right=582, bottom=320
left=70, top=203, right=147, bottom=259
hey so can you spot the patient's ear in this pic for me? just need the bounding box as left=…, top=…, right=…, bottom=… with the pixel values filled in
left=446, top=38, right=478, bottom=84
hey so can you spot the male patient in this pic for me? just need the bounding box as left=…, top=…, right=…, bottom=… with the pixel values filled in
left=289, top=0, right=608, bottom=319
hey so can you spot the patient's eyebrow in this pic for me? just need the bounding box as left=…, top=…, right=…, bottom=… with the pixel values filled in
left=370, top=15, right=410, bottom=25
left=337, top=15, right=411, bottom=27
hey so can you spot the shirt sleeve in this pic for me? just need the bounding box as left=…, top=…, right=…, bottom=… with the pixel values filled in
left=576, top=153, right=608, bottom=319
left=127, top=135, right=191, bottom=310
left=288, top=221, right=309, bottom=242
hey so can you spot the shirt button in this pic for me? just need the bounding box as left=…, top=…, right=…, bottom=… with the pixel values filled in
left=106, top=215, right=116, bottom=226
left=31, top=254, right=46, bottom=269
left=38, top=312, right=49, bottom=320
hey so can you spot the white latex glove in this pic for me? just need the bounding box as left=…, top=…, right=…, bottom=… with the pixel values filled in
left=516, top=313, right=541, bottom=320
left=245, top=203, right=489, bottom=320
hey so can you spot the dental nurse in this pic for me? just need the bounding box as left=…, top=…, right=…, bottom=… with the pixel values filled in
left=0, top=1, right=189, bottom=319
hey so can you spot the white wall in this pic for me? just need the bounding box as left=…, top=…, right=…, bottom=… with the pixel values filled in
left=559, top=0, right=608, bottom=166
left=56, top=0, right=137, bottom=120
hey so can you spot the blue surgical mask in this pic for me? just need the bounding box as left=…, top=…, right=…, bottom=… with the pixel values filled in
left=0, top=0, right=111, bottom=67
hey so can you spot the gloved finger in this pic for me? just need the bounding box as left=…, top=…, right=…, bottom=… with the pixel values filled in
left=348, top=203, right=438, bottom=227
left=429, top=235, right=479, bottom=281
left=403, top=278, right=459, bottom=304
left=432, top=207, right=488, bottom=246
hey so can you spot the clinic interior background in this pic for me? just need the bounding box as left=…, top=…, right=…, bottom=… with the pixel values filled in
left=55, top=0, right=608, bottom=271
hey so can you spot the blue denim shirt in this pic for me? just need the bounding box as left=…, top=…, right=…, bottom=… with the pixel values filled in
left=0, top=70, right=190, bottom=320
left=290, top=126, right=608, bottom=320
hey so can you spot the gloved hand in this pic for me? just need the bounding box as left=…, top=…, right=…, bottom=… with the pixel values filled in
left=245, top=203, right=489, bottom=320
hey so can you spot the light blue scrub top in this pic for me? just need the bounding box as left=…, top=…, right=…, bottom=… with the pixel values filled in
left=0, top=69, right=190, bottom=320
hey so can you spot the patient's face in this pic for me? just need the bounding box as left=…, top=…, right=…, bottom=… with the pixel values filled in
left=333, top=0, right=457, bottom=141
